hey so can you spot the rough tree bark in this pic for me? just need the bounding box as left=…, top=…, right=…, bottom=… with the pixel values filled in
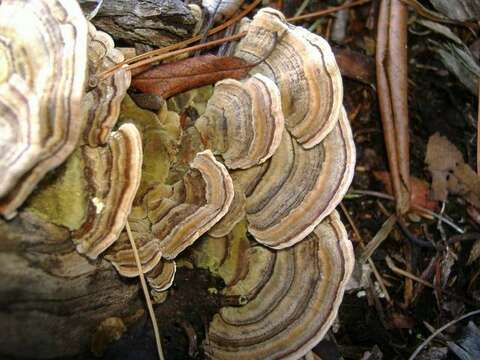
left=89, top=0, right=200, bottom=47
left=0, top=211, right=141, bottom=359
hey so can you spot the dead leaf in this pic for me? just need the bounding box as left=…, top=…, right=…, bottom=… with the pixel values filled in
left=373, top=171, right=437, bottom=210
left=449, top=163, right=480, bottom=208
left=425, top=133, right=464, bottom=201
left=131, top=54, right=253, bottom=99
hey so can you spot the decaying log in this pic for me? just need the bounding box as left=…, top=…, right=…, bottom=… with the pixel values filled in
left=90, top=0, right=200, bottom=47
left=0, top=211, right=140, bottom=359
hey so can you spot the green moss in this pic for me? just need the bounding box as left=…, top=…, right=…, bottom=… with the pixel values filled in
left=118, top=96, right=182, bottom=197
left=25, top=149, right=87, bottom=230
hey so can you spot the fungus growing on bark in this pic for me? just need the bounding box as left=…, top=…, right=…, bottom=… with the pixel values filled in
left=147, top=259, right=177, bottom=293
left=149, top=150, right=234, bottom=259
left=234, top=7, right=343, bottom=149
left=82, top=22, right=131, bottom=146
left=195, top=73, right=284, bottom=170
left=0, top=0, right=88, bottom=218
left=245, top=108, right=355, bottom=249
left=73, top=123, right=143, bottom=259
left=205, top=211, right=354, bottom=360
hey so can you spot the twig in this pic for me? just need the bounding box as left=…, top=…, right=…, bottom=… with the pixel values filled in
left=98, top=32, right=246, bottom=80
left=98, top=0, right=262, bottom=78
left=125, top=222, right=165, bottom=360
left=359, top=214, right=397, bottom=263
left=386, top=256, right=433, bottom=288
left=288, top=0, right=372, bottom=23
left=294, top=0, right=311, bottom=18
left=100, top=0, right=370, bottom=81
left=408, top=309, right=480, bottom=359
left=348, top=189, right=465, bottom=234
left=477, top=78, right=480, bottom=175
left=340, top=203, right=392, bottom=302
left=388, top=0, right=410, bottom=214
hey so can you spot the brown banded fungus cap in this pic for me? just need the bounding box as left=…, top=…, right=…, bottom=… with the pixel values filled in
left=234, top=7, right=343, bottom=149
left=146, top=259, right=177, bottom=294
left=148, top=150, right=234, bottom=259
left=195, top=74, right=284, bottom=170
left=73, top=123, right=143, bottom=259
left=205, top=211, right=354, bottom=360
left=245, top=108, right=355, bottom=249
left=82, top=22, right=131, bottom=146
left=0, top=0, right=88, bottom=218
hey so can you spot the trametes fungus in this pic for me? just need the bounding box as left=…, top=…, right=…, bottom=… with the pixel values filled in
left=205, top=211, right=354, bottom=360
left=149, top=150, right=234, bottom=259
left=234, top=8, right=343, bottom=149
left=0, top=0, right=88, bottom=219
left=245, top=108, right=355, bottom=249
left=147, top=259, right=177, bottom=294
left=195, top=74, right=284, bottom=170
left=83, top=22, right=131, bottom=146
left=73, top=123, right=143, bottom=258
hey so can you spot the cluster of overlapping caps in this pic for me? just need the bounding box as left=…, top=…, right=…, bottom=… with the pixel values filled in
left=0, top=0, right=356, bottom=358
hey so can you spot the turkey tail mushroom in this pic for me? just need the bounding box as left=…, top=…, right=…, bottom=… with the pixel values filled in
left=73, top=123, right=143, bottom=259
left=205, top=211, right=354, bottom=360
left=148, top=150, right=234, bottom=259
left=195, top=74, right=284, bottom=170
left=82, top=22, right=131, bottom=146
left=0, top=0, right=88, bottom=218
left=246, top=108, right=355, bottom=249
left=233, top=7, right=343, bottom=149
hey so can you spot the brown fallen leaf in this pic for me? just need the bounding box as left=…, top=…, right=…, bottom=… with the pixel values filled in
left=131, top=54, right=253, bottom=99
left=449, top=163, right=480, bottom=208
left=374, top=171, right=437, bottom=211
left=333, top=46, right=375, bottom=86
left=425, top=132, right=464, bottom=201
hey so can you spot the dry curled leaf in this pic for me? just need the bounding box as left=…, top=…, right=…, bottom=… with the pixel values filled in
left=131, top=54, right=253, bottom=99
left=425, top=133, right=464, bottom=201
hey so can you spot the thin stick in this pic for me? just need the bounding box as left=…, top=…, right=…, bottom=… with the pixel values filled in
left=348, top=189, right=465, bottom=234
left=98, top=0, right=262, bottom=77
left=126, top=221, right=165, bottom=360
left=408, top=309, right=480, bottom=359
left=340, top=203, right=392, bottom=302
left=99, top=0, right=370, bottom=81
left=98, top=32, right=246, bottom=80
left=386, top=256, right=433, bottom=288
left=477, top=78, right=480, bottom=175
left=288, top=0, right=371, bottom=22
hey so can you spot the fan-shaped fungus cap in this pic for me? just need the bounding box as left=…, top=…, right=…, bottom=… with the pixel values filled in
left=234, top=7, right=343, bottom=149
left=207, top=163, right=267, bottom=238
left=0, top=0, right=88, bottom=218
left=146, top=259, right=177, bottom=293
left=205, top=211, right=354, bottom=360
left=195, top=73, right=284, bottom=170
left=73, top=123, right=143, bottom=259
left=105, top=229, right=162, bottom=277
left=148, top=150, right=234, bottom=259
left=245, top=108, right=355, bottom=249
left=83, top=22, right=131, bottom=146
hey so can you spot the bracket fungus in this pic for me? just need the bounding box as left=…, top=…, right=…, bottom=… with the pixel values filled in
left=245, top=108, right=355, bottom=249
left=83, top=22, right=131, bottom=146
left=205, top=211, right=354, bottom=360
left=233, top=8, right=343, bottom=149
left=0, top=0, right=88, bottom=219
left=149, top=150, right=234, bottom=259
left=195, top=74, right=284, bottom=170
left=73, top=123, right=143, bottom=259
